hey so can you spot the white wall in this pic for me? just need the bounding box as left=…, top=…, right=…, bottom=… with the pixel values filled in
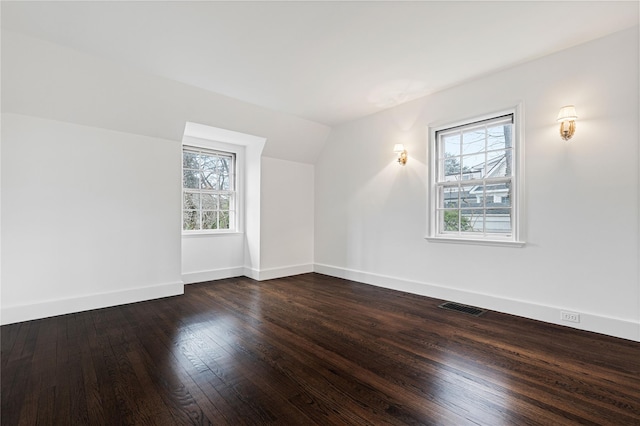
left=182, top=233, right=245, bottom=283
left=1, top=113, right=183, bottom=323
left=259, top=157, right=314, bottom=279
left=315, top=27, right=640, bottom=341
left=1, top=30, right=321, bottom=323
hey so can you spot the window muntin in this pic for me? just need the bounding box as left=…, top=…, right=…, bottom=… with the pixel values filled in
left=182, top=146, right=236, bottom=232
left=433, top=114, right=516, bottom=241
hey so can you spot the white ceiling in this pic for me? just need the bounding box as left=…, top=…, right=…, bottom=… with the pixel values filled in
left=2, top=1, right=638, bottom=126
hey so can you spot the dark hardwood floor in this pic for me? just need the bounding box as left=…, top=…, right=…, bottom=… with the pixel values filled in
left=2, top=273, right=639, bottom=425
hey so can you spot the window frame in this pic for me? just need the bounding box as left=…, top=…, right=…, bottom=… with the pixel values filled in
left=426, top=106, right=525, bottom=247
left=182, top=144, right=238, bottom=234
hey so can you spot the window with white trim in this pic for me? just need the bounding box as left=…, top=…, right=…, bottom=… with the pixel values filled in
left=429, top=111, right=522, bottom=244
left=182, top=146, right=236, bottom=232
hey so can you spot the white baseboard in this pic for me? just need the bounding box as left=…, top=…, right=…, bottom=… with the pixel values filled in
left=183, top=267, right=244, bottom=284
left=256, top=264, right=314, bottom=281
left=313, top=263, right=640, bottom=342
left=243, top=264, right=313, bottom=281
left=1, top=281, right=184, bottom=326
left=243, top=267, right=260, bottom=281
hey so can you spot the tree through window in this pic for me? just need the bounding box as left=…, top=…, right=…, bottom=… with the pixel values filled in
left=431, top=112, right=521, bottom=244
left=182, top=146, right=236, bottom=232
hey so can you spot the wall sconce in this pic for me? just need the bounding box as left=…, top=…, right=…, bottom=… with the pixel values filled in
left=557, top=105, right=577, bottom=141
left=393, top=144, right=407, bottom=165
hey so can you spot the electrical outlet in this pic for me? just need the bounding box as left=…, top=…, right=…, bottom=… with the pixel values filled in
left=561, top=311, right=580, bottom=323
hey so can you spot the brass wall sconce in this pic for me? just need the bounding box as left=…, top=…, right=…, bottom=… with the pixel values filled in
left=557, top=105, right=577, bottom=141
left=393, top=144, right=407, bottom=165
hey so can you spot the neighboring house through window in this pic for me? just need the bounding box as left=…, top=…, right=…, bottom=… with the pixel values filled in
left=428, top=108, right=524, bottom=246
left=182, top=146, right=236, bottom=232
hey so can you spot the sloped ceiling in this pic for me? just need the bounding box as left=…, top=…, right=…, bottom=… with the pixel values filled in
left=3, top=1, right=638, bottom=127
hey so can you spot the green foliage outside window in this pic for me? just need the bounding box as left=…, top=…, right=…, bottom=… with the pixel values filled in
left=444, top=210, right=472, bottom=232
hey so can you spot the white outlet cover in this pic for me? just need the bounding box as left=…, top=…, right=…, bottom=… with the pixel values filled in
left=561, top=311, right=581, bottom=323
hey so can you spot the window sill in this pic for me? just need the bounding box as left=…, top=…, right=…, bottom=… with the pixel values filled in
left=182, top=231, right=244, bottom=238
left=424, top=236, right=526, bottom=248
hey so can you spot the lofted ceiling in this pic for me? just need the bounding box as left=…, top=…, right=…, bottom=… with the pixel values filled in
left=2, top=1, right=638, bottom=127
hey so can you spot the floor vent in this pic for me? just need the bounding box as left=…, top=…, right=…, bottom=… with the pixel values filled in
left=439, top=302, right=486, bottom=317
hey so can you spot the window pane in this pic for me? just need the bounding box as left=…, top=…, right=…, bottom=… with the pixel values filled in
left=200, top=172, right=218, bottom=190
left=183, top=170, right=199, bottom=189
left=219, top=211, right=230, bottom=229
left=461, top=209, right=483, bottom=232
left=442, top=156, right=461, bottom=180
left=443, top=134, right=460, bottom=157
left=184, top=193, right=200, bottom=209
left=183, top=211, right=199, bottom=230
left=202, top=211, right=218, bottom=230
left=218, top=156, right=231, bottom=171
left=462, top=129, right=485, bottom=155
left=219, top=194, right=230, bottom=211
left=468, top=184, right=485, bottom=207
left=486, top=183, right=511, bottom=207
left=201, top=194, right=217, bottom=210
left=440, top=185, right=459, bottom=208
left=441, top=210, right=460, bottom=232
left=461, top=153, right=484, bottom=174
left=487, top=125, right=508, bottom=151
left=486, top=209, right=512, bottom=233
left=200, top=154, right=217, bottom=173
left=487, top=150, right=512, bottom=178
left=220, top=157, right=231, bottom=187
left=218, top=173, right=229, bottom=191
left=183, top=152, right=199, bottom=169
left=460, top=185, right=480, bottom=208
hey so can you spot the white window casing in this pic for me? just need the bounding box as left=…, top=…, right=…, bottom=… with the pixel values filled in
left=182, top=145, right=238, bottom=234
left=427, top=106, right=525, bottom=247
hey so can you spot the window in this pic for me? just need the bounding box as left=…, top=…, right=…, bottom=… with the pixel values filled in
left=182, top=146, right=236, bottom=232
left=429, top=110, right=523, bottom=245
